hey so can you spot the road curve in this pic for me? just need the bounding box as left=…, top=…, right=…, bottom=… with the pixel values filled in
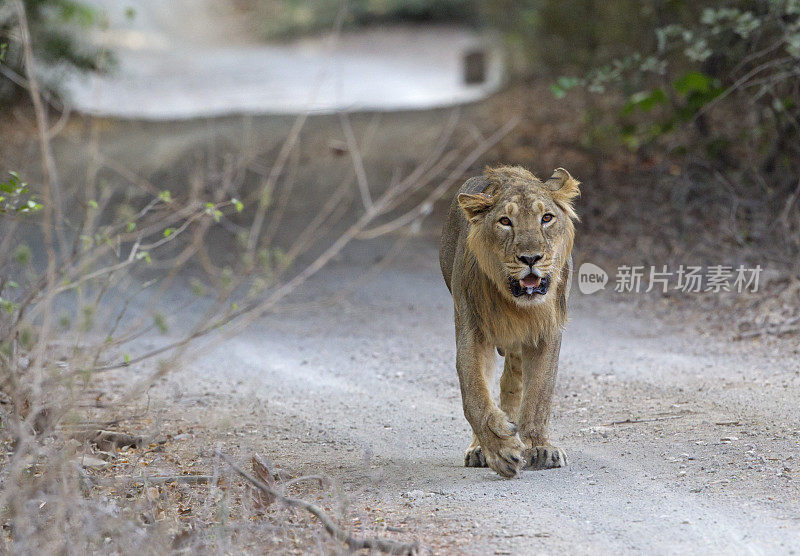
left=62, top=0, right=503, bottom=119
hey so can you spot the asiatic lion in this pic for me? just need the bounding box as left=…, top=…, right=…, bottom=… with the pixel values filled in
left=439, top=165, right=579, bottom=478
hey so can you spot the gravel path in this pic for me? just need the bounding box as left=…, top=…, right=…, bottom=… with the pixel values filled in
left=63, top=1, right=503, bottom=119
left=161, top=234, right=800, bottom=554
left=41, top=6, right=800, bottom=545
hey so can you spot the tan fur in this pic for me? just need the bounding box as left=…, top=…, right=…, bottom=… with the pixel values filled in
left=439, top=165, right=580, bottom=477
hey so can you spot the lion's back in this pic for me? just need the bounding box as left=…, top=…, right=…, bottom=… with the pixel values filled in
left=439, top=175, right=490, bottom=292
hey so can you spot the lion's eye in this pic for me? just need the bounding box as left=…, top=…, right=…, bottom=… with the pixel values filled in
left=541, top=213, right=554, bottom=224
left=498, top=217, right=512, bottom=226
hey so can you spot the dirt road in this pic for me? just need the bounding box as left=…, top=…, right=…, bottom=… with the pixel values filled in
left=31, top=3, right=800, bottom=543
left=153, top=232, right=799, bottom=554
left=65, top=0, right=503, bottom=119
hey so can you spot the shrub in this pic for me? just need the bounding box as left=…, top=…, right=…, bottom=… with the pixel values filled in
left=0, top=0, right=111, bottom=102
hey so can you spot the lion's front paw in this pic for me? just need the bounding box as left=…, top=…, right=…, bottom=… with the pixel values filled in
left=524, top=444, right=568, bottom=470
left=474, top=414, right=525, bottom=478
left=464, top=445, right=487, bottom=467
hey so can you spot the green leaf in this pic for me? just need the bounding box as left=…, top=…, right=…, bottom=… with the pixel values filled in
left=231, top=198, right=243, bottom=212
left=163, top=227, right=175, bottom=237
left=623, top=88, right=668, bottom=115
left=88, top=199, right=98, bottom=208
left=57, top=0, right=98, bottom=26
left=158, top=190, right=173, bottom=203
left=126, top=221, right=136, bottom=232
left=136, top=251, right=151, bottom=264
left=14, top=244, right=31, bottom=265
left=550, top=76, right=581, bottom=99
left=153, top=312, right=168, bottom=334
left=205, top=203, right=222, bottom=222
left=190, top=278, right=206, bottom=297
left=673, top=71, right=714, bottom=95
left=550, top=84, right=566, bottom=99
left=0, top=297, right=18, bottom=314
left=123, top=353, right=131, bottom=365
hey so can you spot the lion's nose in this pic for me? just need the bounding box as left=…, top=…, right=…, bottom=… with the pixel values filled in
left=518, top=254, right=542, bottom=267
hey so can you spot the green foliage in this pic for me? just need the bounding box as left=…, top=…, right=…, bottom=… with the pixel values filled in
left=253, top=0, right=479, bottom=39
left=0, top=297, right=17, bottom=315
left=190, top=278, right=206, bottom=297
left=486, top=0, right=675, bottom=76
left=0, top=172, right=43, bottom=214
left=14, top=243, right=32, bottom=265
left=81, top=305, right=94, bottom=332
left=621, top=88, right=668, bottom=115
left=205, top=202, right=223, bottom=223
left=153, top=312, right=168, bottom=334
left=0, top=0, right=111, bottom=102
left=552, top=0, right=800, bottom=173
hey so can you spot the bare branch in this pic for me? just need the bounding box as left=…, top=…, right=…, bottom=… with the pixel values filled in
left=216, top=451, right=419, bottom=555
left=340, top=111, right=373, bottom=210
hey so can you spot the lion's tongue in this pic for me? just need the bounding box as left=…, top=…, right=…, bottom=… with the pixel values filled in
left=520, top=275, right=541, bottom=288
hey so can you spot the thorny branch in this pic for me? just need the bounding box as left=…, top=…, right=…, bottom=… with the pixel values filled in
left=216, top=451, right=420, bottom=555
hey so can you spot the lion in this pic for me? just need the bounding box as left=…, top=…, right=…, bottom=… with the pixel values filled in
left=439, top=165, right=579, bottom=478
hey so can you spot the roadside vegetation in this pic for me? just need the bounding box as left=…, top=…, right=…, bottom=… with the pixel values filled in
left=0, top=2, right=511, bottom=551
left=0, top=0, right=112, bottom=103
left=1, top=0, right=798, bottom=553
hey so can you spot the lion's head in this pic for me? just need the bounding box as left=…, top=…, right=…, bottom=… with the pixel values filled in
left=457, top=166, right=580, bottom=307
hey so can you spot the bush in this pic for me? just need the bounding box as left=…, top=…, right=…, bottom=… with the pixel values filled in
left=0, top=0, right=111, bottom=102
left=248, top=0, right=481, bottom=39
left=547, top=0, right=800, bottom=262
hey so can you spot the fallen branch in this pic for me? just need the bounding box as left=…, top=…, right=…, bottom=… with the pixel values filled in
left=216, top=451, right=419, bottom=555
left=121, top=475, right=213, bottom=485
left=601, top=415, right=685, bottom=426
left=85, top=475, right=215, bottom=487
left=251, top=454, right=277, bottom=508
left=281, top=475, right=327, bottom=490
left=71, top=429, right=144, bottom=450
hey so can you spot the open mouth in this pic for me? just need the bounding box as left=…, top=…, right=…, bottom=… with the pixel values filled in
left=509, top=274, right=551, bottom=297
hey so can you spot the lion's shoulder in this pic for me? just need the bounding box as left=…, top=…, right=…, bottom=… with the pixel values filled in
left=439, top=176, right=491, bottom=292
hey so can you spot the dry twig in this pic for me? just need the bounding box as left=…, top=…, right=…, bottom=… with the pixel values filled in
left=216, top=451, right=419, bottom=555
left=601, top=415, right=685, bottom=426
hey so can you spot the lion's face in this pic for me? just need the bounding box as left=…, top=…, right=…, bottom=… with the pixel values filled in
left=458, top=167, right=580, bottom=307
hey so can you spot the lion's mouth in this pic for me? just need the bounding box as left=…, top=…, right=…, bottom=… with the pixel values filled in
left=509, top=274, right=550, bottom=297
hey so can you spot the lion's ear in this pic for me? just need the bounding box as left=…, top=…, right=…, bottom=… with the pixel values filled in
left=457, top=193, right=495, bottom=221
left=544, top=168, right=580, bottom=198
left=545, top=168, right=580, bottom=220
